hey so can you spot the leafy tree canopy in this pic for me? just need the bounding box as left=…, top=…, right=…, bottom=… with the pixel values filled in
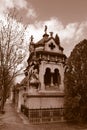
left=64, top=39, right=87, bottom=121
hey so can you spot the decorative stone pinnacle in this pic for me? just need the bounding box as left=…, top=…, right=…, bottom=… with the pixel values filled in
left=30, top=35, right=34, bottom=42
left=50, top=32, right=53, bottom=37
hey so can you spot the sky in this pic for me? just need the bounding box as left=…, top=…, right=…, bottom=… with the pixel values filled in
left=0, top=0, right=87, bottom=57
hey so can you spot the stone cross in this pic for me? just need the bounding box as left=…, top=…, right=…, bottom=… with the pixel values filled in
left=49, top=42, right=55, bottom=49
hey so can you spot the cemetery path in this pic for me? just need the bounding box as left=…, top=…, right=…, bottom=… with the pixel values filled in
left=0, top=101, right=87, bottom=130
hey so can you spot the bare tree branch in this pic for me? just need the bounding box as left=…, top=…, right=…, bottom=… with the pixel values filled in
left=0, top=11, right=27, bottom=111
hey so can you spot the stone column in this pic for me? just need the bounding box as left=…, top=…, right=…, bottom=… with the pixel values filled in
left=51, top=73, right=54, bottom=86
left=59, top=64, right=64, bottom=91
left=39, top=61, right=45, bottom=91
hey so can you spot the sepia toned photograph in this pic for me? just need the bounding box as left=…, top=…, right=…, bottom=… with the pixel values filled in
left=0, top=0, right=87, bottom=130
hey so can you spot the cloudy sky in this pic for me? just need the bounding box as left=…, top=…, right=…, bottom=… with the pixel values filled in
left=0, top=0, right=87, bottom=56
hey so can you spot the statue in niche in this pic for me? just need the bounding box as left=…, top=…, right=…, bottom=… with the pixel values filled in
left=29, top=63, right=40, bottom=89
left=44, top=25, right=47, bottom=34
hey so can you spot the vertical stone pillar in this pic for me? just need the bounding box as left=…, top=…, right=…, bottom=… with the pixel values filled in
left=39, top=61, right=45, bottom=91
left=58, top=64, right=64, bottom=91
left=51, top=74, right=54, bottom=86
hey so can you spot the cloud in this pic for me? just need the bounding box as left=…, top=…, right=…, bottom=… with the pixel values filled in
left=26, top=8, right=37, bottom=19
left=0, top=0, right=11, bottom=13
left=14, top=0, right=27, bottom=9
left=0, top=0, right=27, bottom=14
left=25, top=18, right=64, bottom=42
left=0, top=0, right=37, bottom=20
left=25, top=18, right=87, bottom=57
left=59, top=21, right=87, bottom=56
left=0, top=1, right=87, bottom=57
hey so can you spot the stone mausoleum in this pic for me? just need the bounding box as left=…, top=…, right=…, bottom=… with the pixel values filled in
left=17, top=26, right=67, bottom=124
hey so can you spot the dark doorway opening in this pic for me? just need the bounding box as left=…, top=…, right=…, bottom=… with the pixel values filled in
left=44, top=68, right=51, bottom=85
left=53, top=69, right=61, bottom=86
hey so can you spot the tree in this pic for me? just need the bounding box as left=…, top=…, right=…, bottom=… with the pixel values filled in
left=64, top=39, right=87, bottom=121
left=0, top=12, right=27, bottom=112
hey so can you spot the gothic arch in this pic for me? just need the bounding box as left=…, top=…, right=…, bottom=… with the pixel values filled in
left=44, top=68, right=51, bottom=85
left=53, top=68, right=61, bottom=86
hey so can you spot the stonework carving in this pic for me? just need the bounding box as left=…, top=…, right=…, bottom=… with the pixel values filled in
left=17, top=27, right=67, bottom=124
left=44, top=67, right=61, bottom=89
left=29, top=63, right=40, bottom=89
left=28, top=28, right=66, bottom=92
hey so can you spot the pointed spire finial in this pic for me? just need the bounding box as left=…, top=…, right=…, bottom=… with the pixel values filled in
left=44, top=25, right=47, bottom=34
left=30, top=35, right=34, bottom=42
left=55, top=34, right=60, bottom=44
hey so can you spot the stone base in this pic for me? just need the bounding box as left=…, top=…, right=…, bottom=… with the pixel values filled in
left=22, top=90, right=65, bottom=124
left=21, top=105, right=64, bottom=124
left=25, top=91, right=64, bottom=110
